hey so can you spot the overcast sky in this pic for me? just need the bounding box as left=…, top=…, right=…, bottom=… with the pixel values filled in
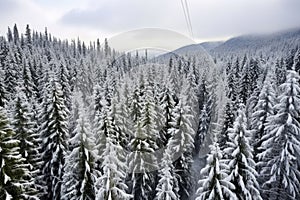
left=0, top=0, right=300, bottom=44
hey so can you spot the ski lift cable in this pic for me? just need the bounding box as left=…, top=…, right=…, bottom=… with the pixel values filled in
left=180, top=0, right=192, bottom=37
left=180, top=0, right=193, bottom=38
left=184, top=0, right=194, bottom=39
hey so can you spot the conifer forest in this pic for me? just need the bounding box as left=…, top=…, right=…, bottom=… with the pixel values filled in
left=0, top=23, right=300, bottom=200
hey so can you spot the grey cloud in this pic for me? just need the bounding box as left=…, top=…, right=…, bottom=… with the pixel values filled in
left=3, top=0, right=298, bottom=42
left=59, top=0, right=177, bottom=32
left=59, top=0, right=300, bottom=41
left=0, top=0, right=19, bottom=16
left=191, top=0, right=300, bottom=39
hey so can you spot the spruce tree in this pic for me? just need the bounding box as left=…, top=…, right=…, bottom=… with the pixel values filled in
left=0, top=69, right=7, bottom=107
left=224, top=107, right=262, bottom=200
left=11, top=89, right=39, bottom=199
left=239, top=62, right=250, bottom=104
left=39, top=77, right=69, bottom=200
left=62, top=96, right=96, bottom=200
left=293, top=48, right=300, bottom=74
left=196, top=142, right=237, bottom=200
left=251, top=72, right=276, bottom=163
left=159, top=87, right=176, bottom=146
left=4, top=50, right=18, bottom=99
left=96, top=94, right=131, bottom=200
left=128, top=121, right=157, bottom=200
left=168, top=96, right=195, bottom=200
left=155, top=147, right=180, bottom=200
left=258, top=70, right=300, bottom=199
left=0, top=107, right=25, bottom=199
left=128, top=83, right=159, bottom=200
left=13, top=24, right=20, bottom=45
left=194, top=104, right=210, bottom=156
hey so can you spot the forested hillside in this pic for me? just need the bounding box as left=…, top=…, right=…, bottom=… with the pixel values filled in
left=0, top=24, right=300, bottom=200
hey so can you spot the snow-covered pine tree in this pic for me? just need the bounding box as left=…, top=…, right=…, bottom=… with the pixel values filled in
left=194, top=104, right=210, bottom=156
left=129, top=84, right=143, bottom=123
left=285, top=47, right=298, bottom=70
left=224, top=107, right=262, bottom=200
left=96, top=116, right=131, bottom=200
left=258, top=70, right=300, bottom=200
left=38, top=76, right=69, bottom=200
left=206, top=68, right=218, bottom=122
left=93, top=88, right=110, bottom=172
left=248, top=58, right=260, bottom=94
left=238, top=61, right=250, bottom=104
left=128, top=81, right=159, bottom=200
left=0, top=69, right=7, bottom=107
left=62, top=95, right=96, bottom=200
left=158, top=86, right=176, bottom=146
left=114, top=81, right=132, bottom=150
left=197, top=74, right=208, bottom=111
left=128, top=121, right=157, bottom=200
left=182, top=74, right=198, bottom=125
left=194, top=71, right=216, bottom=156
left=13, top=24, right=20, bottom=45
left=0, top=106, right=26, bottom=199
left=196, top=142, right=237, bottom=200
left=155, top=147, right=180, bottom=200
left=28, top=58, right=40, bottom=98
left=22, top=58, right=35, bottom=99
left=96, top=91, right=131, bottom=200
left=11, top=89, right=39, bottom=199
left=168, top=95, right=195, bottom=200
left=57, top=55, right=72, bottom=110
left=231, top=58, right=241, bottom=105
left=226, top=62, right=236, bottom=103
left=251, top=71, right=276, bottom=163
left=6, top=27, right=13, bottom=43
left=218, top=80, right=235, bottom=151
left=4, top=49, right=19, bottom=100
left=275, top=58, right=286, bottom=86
left=293, top=47, right=300, bottom=75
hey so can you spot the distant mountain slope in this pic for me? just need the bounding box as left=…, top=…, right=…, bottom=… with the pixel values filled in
left=199, top=41, right=224, bottom=52
left=159, top=41, right=223, bottom=57
left=160, top=27, right=300, bottom=58
left=156, top=41, right=222, bottom=63
left=211, top=28, right=300, bottom=56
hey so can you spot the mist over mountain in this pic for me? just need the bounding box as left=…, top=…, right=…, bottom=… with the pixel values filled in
left=165, top=27, right=300, bottom=58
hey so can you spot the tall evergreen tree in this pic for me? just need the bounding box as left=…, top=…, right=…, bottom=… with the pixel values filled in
left=128, top=82, right=159, bottom=200
left=238, top=62, right=250, bottom=104
left=7, top=27, right=13, bottom=43
left=258, top=70, right=300, bottom=199
left=155, top=147, right=180, bottom=200
left=194, top=104, right=210, bottom=156
left=11, top=89, right=39, bottom=199
left=196, top=142, right=237, bottom=200
left=248, top=58, right=260, bottom=94
left=4, top=49, right=18, bottom=99
left=0, top=69, right=7, bottom=107
left=251, top=72, right=276, bottom=163
left=168, top=96, right=195, bottom=200
left=224, top=107, right=262, bottom=200
left=62, top=96, right=96, bottom=200
left=293, top=48, right=300, bottom=74
left=275, top=58, right=286, bottom=86
left=159, top=86, right=176, bottom=146
left=22, top=58, right=35, bottom=99
left=39, top=77, right=69, bottom=200
left=13, top=24, right=20, bottom=45
left=0, top=107, right=25, bottom=199
left=96, top=93, right=131, bottom=200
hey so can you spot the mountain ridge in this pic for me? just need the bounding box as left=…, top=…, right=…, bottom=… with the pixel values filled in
left=161, top=27, right=300, bottom=58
